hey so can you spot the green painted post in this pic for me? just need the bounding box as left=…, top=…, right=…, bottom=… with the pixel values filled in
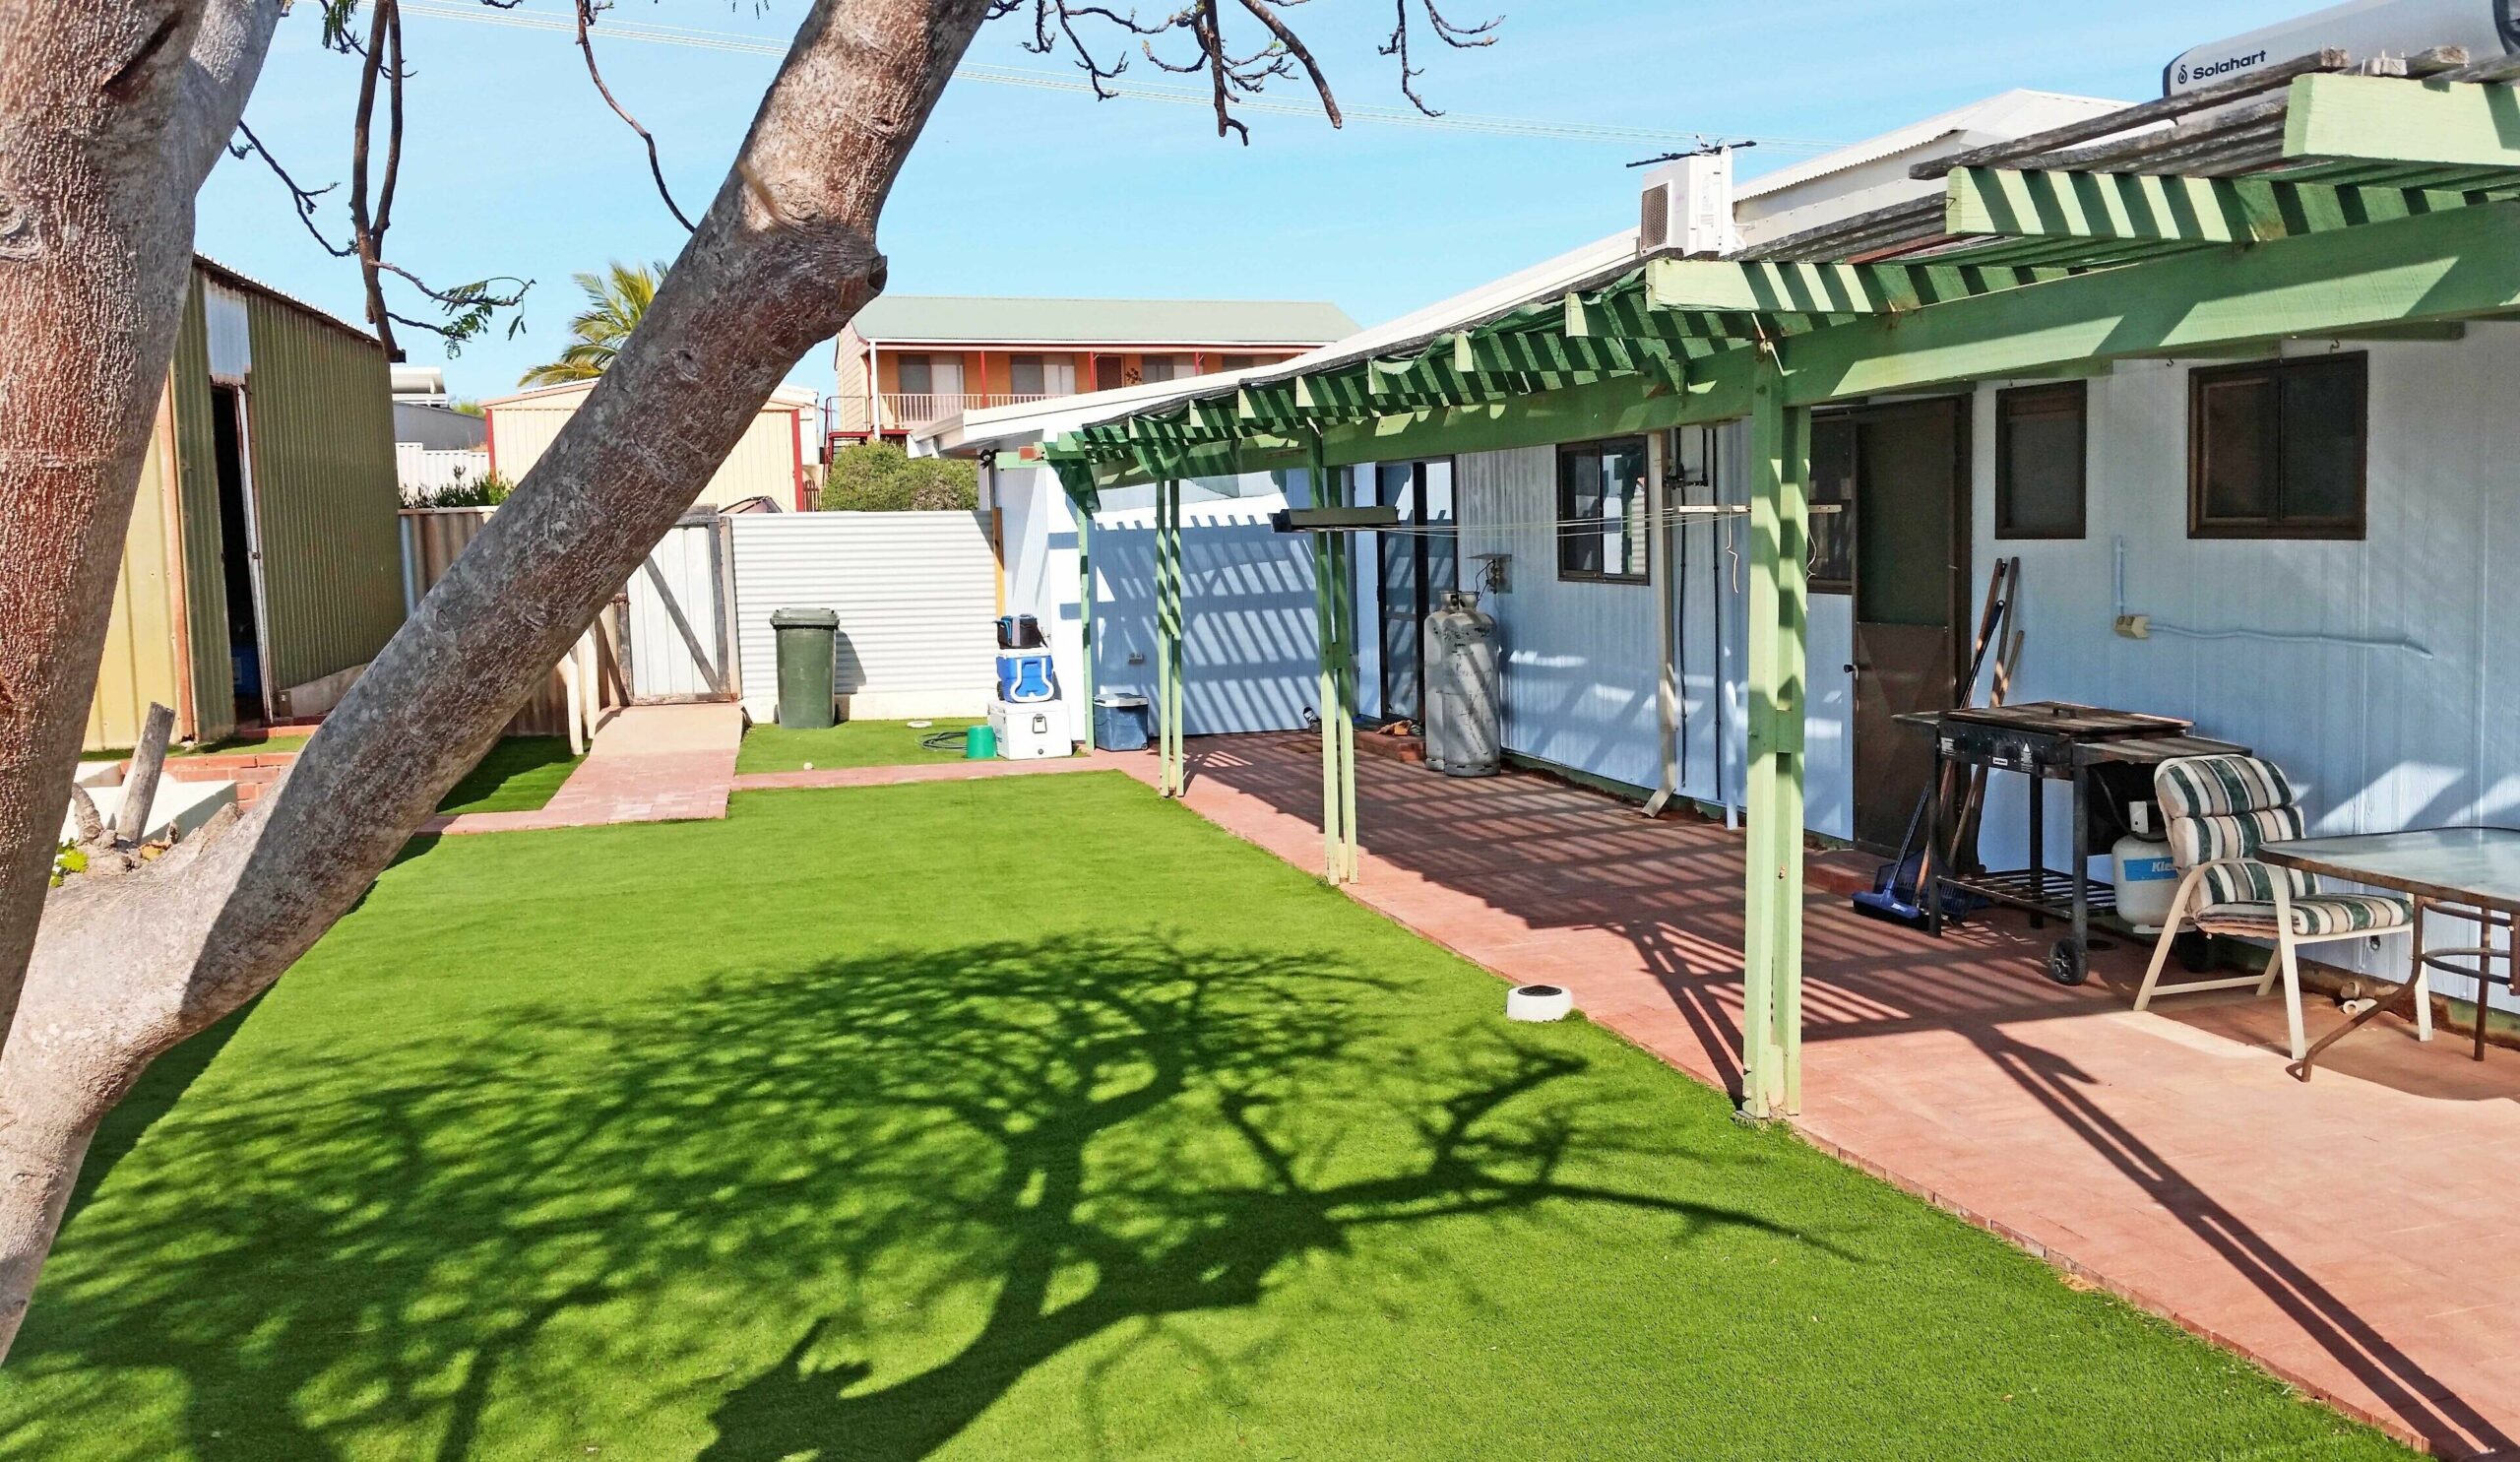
left=1308, top=442, right=1341, bottom=880
left=1155, top=477, right=1177, bottom=796
left=1331, top=479, right=1360, bottom=881
left=1741, top=350, right=1810, bottom=1119
left=1166, top=477, right=1187, bottom=796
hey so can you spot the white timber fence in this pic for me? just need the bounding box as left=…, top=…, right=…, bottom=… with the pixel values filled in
left=727, top=511, right=999, bottom=723
left=396, top=444, right=492, bottom=496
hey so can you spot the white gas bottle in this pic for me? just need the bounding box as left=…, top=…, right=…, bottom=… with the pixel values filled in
left=2112, top=802, right=2181, bottom=932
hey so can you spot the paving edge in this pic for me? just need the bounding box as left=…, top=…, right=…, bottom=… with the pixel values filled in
left=1153, top=767, right=2456, bottom=1461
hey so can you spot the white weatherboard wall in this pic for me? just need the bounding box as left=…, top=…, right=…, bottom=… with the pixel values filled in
left=727, top=512, right=998, bottom=722
left=1443, top=325, right=2520, bottom=1016
left=1092, top=475, right=1322, bottom=737
left=1449, top=435, right=1850, bottom=836
left=993, top=465, right=1321, bottom=744
left=1960, top=326, right=2520, bottom=1009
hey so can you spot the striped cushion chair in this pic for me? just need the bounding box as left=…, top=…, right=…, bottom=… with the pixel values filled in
left=2134, top=755, right=2421, bottom=1060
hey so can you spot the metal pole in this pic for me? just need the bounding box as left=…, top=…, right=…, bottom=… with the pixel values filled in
left=1645, top=429, right=1679, bottom=818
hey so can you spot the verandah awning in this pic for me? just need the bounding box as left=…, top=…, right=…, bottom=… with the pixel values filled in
left=1044, top=54, right=2520, bottom=1119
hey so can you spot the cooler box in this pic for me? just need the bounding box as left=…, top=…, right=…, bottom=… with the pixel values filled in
left=995, top=651, right=1058, bottom=704
left=1093, top=693, right=1152, bottom=752
left=989, top=698, right=1069, bottom=761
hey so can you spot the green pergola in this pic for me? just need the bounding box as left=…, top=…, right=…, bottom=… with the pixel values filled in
left=1048, top=59, right=2520, bottom=1118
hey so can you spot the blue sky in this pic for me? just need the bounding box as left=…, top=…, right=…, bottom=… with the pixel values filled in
left=198, top=0, right=2309, bottom=402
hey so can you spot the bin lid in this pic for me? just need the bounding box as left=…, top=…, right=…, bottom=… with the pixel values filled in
left=1095, top=692, right=1151, bottom=708
left=770, top=607, right=839, bottom=629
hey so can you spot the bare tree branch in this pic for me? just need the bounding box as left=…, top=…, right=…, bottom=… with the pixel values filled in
left=574, top=0, right=698, bottom=231
left=997, top=0, right=1497, bottom=139
left=1380, top=0, right=1497, bottom=116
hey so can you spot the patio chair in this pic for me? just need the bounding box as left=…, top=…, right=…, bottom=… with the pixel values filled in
left=2132, top=755, right=2425, bottom=1060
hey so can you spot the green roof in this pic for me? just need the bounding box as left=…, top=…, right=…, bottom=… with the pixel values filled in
left=847, top=294, right=1356, bottom=347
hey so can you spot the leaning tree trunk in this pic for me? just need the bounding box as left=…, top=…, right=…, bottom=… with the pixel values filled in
left=0, top=0, right=996, bottom=1360
left=0, top=0, right=283, bottom=1036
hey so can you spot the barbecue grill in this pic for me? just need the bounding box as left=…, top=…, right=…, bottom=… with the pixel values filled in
left=1904, top=701, right=2248, bottom=985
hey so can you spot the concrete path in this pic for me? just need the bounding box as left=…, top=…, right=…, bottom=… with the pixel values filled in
left=1118, top=734, right=2520, bottom=1460
left=426, top=704, right=743, bottom=835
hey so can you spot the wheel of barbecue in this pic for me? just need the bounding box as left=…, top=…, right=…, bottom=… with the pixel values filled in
left=2047, top=937, right=2089, bottom=986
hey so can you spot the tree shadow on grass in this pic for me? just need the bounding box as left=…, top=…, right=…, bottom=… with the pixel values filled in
left=3, top=934, right=1807, bottom=1461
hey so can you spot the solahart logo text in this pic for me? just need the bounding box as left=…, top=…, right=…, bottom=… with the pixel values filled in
left=2176, top=47, right=2270, bottom=88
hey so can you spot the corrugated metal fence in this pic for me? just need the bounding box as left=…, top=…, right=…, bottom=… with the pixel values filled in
left=398, top=507, right=627, bottom=740
left=727, top=512, right=997, bottom=722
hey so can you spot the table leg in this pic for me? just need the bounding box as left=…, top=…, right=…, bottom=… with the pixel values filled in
left=1924, top=741, right=1945, bottom=937
left=2069, top=763, right=2090, bottom=950
left=2289, top=899, right=2427, bottom=1080
left=2027, top=768, right=2046, bottom=930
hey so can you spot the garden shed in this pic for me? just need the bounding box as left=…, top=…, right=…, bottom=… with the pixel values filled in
left=86, top=258, right=405, bottom=749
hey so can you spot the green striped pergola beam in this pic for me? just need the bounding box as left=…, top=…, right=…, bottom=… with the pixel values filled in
left=1945, top=164, right=2520, bottom=246
left=1643, top=256, right=2069, bottom=315
left=1778, top=193, right=2520, bottom=405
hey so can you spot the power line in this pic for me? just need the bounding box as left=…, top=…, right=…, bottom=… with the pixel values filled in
left=396, top=2, right=1847, bottom=155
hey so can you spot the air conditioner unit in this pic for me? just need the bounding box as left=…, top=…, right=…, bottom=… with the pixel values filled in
left=1637, top=150, right=1738, bottom=259
left=2163, top=0, right=2517, bottom=95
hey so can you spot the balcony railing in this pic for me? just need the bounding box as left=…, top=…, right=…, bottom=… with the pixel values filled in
left=822, top=392, right=1052, bottom=435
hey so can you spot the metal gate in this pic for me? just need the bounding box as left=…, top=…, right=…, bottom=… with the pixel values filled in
left=625, top=513, right=739, bottom=703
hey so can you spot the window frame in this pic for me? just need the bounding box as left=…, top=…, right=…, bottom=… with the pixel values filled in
left=1553, top=436, right=1652, bottom=586
left=2186, top=352, right=2368, bottom=541
left=1994, top=380, right=2089, bottom=541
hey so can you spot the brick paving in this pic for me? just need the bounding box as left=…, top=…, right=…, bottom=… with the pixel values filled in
left=1115, top=733, right=2520, bottom=1459
left=425, top=704, right=744, bottom=835
left=731, top=751, right=1139, bottom=793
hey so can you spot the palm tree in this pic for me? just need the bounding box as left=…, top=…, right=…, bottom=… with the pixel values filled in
left=517, top=261, right=666, bottom=386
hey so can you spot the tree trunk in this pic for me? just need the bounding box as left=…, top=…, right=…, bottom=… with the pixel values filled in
left=0, top=0, right=282, bottom=1035
left=0, top=0, right=994, bottom=1361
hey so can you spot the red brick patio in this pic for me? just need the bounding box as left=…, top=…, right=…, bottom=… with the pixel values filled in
left=1116, top=733, right=2520, bottom=1459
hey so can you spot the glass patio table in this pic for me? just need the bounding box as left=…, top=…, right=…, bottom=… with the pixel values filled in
left=2257, top=827, right=2520, bottom=1077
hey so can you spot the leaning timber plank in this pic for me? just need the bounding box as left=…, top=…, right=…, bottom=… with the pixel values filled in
left=2285, top=73, right=2520, bottom=169
left=1914, top=48, right=2350, bottom=179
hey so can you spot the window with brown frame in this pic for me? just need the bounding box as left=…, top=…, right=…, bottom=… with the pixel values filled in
left=1555, top=438, right=1650, bottom=583
left=1996, top=382, right=2087, bottom=540
left=1807, top=416, right=1856, bottom=593
left=2188, top=353, right=2366, bottom=540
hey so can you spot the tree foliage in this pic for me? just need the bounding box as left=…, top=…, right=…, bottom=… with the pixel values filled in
left=821, top=442, right=978, bottom=512
left=518, top=261, right=666, bottom=387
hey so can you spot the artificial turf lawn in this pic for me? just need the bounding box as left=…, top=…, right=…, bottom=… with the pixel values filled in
left=433, top=736, right=581, bottom=814
left=735, top=717, right=978, bottom=774
left=0, top=775, right=2416, bottom=1461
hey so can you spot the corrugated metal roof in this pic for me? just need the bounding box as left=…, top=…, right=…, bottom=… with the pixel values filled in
left=192, top=254, right=380, bottom=345
left=846, top=294, right=1358, bottom=346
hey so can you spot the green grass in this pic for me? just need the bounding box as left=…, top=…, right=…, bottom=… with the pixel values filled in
left=0, top=776, right=2414, bottom=1461
left=83, top=731, right=317, bottom=762
left=434, top=736, right=581, bottom=815
left=735, top=717, right=979, bottom=774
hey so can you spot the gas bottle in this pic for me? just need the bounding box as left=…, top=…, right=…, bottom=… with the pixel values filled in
left=2112, top=833, right=2180, bottom=931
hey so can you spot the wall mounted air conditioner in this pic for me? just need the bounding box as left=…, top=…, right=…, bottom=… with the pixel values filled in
left=1637, top=150, right=1738, bottom=259
left=2164, top=0, right=2517, bottom=95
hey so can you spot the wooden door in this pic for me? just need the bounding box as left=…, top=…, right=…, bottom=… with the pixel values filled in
left=1847, top=397, right=1971, bottom=852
